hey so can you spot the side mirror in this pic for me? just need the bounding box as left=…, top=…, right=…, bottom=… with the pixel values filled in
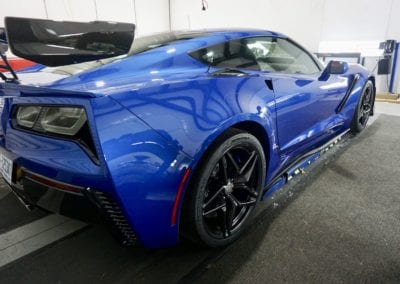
left=319, top=60, right=349, bottom=81
left=327, top=60, right=348, bottom=74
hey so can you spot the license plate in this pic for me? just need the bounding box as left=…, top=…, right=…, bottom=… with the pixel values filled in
left=0, top=153, right=13, bottom=185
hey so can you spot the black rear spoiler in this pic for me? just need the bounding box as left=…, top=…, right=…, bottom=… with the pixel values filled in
left=4, top=17, right=135, bottom=67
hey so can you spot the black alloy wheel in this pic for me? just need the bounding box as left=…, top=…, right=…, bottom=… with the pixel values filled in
left=181, top=129, right=266, bottom=247
left=351, top=80, right=374, bottom=133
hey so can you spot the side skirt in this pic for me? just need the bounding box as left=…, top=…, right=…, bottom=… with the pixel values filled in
left=262, top=129, right=350, bottom=200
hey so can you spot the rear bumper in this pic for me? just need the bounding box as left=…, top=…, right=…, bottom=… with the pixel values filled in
left=10, top=168, right=101, bottom=223
left=0, top=95, right=193, bottom=248
left=6, top=167, right=137, bottom=245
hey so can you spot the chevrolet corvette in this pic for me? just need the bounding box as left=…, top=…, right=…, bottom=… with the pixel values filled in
left=0, top=17, right=375, bottom=248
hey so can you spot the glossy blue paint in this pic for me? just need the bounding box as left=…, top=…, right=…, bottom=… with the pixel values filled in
left=91, top=96, right=192, bottom=247
left=0, top=29, right=373, bottom=248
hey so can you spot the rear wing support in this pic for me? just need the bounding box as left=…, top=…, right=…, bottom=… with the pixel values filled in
left=0, top=27, right=19, bottom=83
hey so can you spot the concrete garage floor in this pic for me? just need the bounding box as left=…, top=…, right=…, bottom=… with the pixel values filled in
left=0, top=102, right=399, bottom=283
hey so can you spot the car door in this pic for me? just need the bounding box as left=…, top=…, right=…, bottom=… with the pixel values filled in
left=244, top=37, right=349, bottom=161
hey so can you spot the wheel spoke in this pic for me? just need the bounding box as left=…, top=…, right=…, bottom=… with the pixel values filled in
left=225, top=199, right=236, bottom=235
left=238, top=151, right=256, bottom=175
left=203, top=186, right=225, bottom=209
left=203, top=202, right=226, bottom=216
left=226, top=152, right=240, bottom=173
left=239, top=198, right=257, bottom=206
left=240, top=154, right=258, bottom=183
left=226, top=193, right=240, bottom=207
left=227, top=193, right=257, bottom=207
left=218, top=206, right=230, bottom=237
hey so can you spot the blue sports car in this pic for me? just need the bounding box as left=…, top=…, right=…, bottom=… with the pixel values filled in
left=0, top=18, right=375, bottom=248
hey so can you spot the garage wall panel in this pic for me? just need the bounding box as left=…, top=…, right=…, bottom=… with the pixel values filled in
left=386, top=0, right=400, bottom=39
left=46, top=0, right=97, bottom=21
left=0, top=0, right=47, bottom=26
left=171, top=0, right=400, bottom=52
left=134, top=0, right=170, bottom=35
left=170, top=0, right=325, bottom=51
left=263, top=0, right=325, bottom=51
left=321, top=0, right=392, bottom=41
left=95, top=0, right=136, bottom=23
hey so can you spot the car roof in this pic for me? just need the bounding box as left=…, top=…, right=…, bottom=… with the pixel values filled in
left=147, top=29, right=287, bottom=41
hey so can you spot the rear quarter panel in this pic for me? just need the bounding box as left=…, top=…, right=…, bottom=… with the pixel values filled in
left=109, top=72, right=280, bottom=181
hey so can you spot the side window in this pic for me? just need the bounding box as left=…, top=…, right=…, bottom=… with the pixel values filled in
left=244, top=37, right=320, bottom=74
left=189, top=40, right=260, bottom=71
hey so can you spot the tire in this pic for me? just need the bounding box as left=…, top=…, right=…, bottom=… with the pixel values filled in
left=181, top=128, right=266, bottom=247
left=350, top=80, right=374, bottom=134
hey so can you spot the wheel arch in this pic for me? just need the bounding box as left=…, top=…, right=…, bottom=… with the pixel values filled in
left=230, top=120, right=271, bottom=166
left=178, top=117, right=274, bottom=234
left=187, top=118, right=273, bottom=188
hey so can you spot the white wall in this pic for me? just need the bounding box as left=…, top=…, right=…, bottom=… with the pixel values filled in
left=0, top=0, right=169, bottom=36
left=321, top=0, right=398, bottom=41
left=0, top=0, right=47, bottom=21
left=171, top=0, right=325, bottom=51
left=45, top=0, right=98, bottom=21
left=134, top=0, right=170, bottom=35
left=171, top=0, right=400, bottom=52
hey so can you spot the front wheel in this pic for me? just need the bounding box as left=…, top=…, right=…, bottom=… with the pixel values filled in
left=350, top=80, right=374, bottom=133
left=181, top=129, right=266, bottom=247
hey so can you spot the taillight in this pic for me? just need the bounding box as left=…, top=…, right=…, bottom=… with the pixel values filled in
left=14, top=105, right=87, bottom=136
left=15, top=105, right=41, bottom=128
left=12, top=105, right=98, bottom=164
